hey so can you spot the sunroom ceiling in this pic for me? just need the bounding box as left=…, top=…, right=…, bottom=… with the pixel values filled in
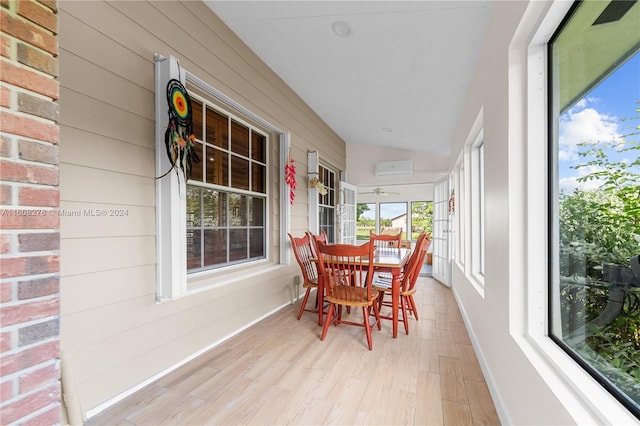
left=205, top=1, right=493, bottom=157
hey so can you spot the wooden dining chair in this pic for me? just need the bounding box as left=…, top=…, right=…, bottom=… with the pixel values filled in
left=316, top=241, right=380, bottom=350
left=370, top=231, right=402, bottom=251
left=305, top=230, right=327, bottom=258
left=288, top=233, right=323, bottom=325
left=373, top=232, right=431, bottom=335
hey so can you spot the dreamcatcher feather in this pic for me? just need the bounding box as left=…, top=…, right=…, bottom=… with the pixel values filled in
left=157, top=78, right=200, bottom=180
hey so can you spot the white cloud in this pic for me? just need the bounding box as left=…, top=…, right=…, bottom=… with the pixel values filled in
left=558, top=99, right=622, bottom=162
left=558, top=99, right=624, bottom=191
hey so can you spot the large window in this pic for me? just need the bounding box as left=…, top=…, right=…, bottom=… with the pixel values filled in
left=471, top=132, right=485, bottom=280
left=186, top=95, right=268, bottom=272
left=356, top=201, right=432, bottom=241
left=549, top=1, right=639, bottom=415
left=318, top=165, right=336, bottom=243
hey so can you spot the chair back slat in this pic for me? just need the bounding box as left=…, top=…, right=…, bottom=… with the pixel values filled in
left=370, top=231, right=402, bottom=252
left=288, top=233, right=318, bottom=282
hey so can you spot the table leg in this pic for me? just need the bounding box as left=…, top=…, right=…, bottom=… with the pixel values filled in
left=392, top=272, right=399, bottom=338
left=317, top=272, right=324, bottom=326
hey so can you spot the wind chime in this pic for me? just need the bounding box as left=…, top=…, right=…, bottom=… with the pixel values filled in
left=157, top=78, right=200, bottom=180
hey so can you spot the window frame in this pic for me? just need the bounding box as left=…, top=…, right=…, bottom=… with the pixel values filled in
left=547, top=1, right=640, bottom=417
left=154, top=55, right=290, bottom=301
left=510, top=1, right=639, bottom=423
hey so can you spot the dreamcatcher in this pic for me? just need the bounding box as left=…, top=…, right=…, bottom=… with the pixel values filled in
left=157, top=78, right=199, bottom=180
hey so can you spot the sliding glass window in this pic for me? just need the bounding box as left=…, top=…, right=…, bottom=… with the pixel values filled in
left=549, top=0, right=639, bottom=415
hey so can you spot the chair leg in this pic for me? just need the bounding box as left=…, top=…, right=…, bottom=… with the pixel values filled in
left=401, top=296, right=410, bottom=335
left=372, top=298, right=381, bottom=330
left=408, top=295, right=419, bottom=320
left=363, top=306, right=373, bottom=350
left=297, top=288, right=312, bottom=320
left=321, top=304, right=335, bottom=341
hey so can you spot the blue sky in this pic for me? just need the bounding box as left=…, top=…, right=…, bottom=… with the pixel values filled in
left=558, top=51, right=639, bottom=191
left=359, top=202, right=406, bottom=220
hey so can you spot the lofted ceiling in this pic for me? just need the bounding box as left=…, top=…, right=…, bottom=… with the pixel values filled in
left=205, top=1, right=494, bottom=158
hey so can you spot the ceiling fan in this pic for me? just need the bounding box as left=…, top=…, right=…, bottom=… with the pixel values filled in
left=360, top=187, right=400, bottom=196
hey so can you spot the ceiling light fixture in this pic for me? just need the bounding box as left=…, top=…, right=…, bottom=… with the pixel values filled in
left=382, top=127, right=393, bottom=133
left=331, top=21, right=352, bottom=38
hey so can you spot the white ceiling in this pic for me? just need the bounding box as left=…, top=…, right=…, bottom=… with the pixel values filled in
left=206, top=1, right=493, bottom=157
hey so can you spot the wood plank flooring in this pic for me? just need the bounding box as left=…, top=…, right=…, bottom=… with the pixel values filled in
left=87, top=277, right=500, bottom=425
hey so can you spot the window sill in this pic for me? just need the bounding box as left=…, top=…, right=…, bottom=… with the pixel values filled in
left=514, top=332, right=638, bottom=425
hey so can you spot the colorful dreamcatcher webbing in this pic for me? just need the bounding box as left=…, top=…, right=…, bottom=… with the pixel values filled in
left=157, top=79, right=200, bottom=180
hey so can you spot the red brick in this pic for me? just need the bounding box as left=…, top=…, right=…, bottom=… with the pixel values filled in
left=0, top=10, right=57, bottom=56
left=0, top=254, right=58, bottom=278
left=18, top=232, right=59, bottom=252
left=0, top=61, right=58, bottom=100
left=18, top=140, right=58, bottom=164
left=17, top=42, right=57, bottom=77
left=36, top=1, right=57, bottom=14
left=18, top=277, right=58, bottom=300
left=17, top=0, right=57, bottom=34
left=0, top=298, right=58, bottom=327
left=0, top=134, right=11, bottom=157
left=19, top=363, right=58, bottom=394
left=0, top=331, right=11, bottom=353
left=0, top=85, right=10, bottom=108
left=0, top=33, right=10, bottom=59
left=0, top=281, right=12, bottom=302
left=23, top=403, right=60, bottom=425
left=0, top=184, right=12, bottom=204
left=19, top=318, right=59, bottom=346
left=0, top=340, right=58, bottom=376
left=0, top=232, right=11, bottom=253
left=0, top=382, right=60, bottom=424
left=17, top=93, right=58, bottom=121
left=0, top=160, right=58, bottom=185
left=0, top=111, right=59, bottom=144
left=0, top=211, right=59, bottom=230
left=18, top=186, right=59, bottom=207
left=1, top=379, right=14, bottom=400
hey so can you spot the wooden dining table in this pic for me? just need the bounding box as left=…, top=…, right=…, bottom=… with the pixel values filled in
left=315, top=246, right=412, bottom=338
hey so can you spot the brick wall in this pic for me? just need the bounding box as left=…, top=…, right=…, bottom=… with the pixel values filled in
left=0, top=0, right=60, bottom=424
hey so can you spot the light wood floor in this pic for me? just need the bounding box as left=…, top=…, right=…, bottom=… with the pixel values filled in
left=87, top=276, right=501, bottom=425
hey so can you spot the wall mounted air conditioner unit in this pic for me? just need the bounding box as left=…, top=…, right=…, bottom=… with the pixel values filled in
left=374, top=160, right=414, bottom=176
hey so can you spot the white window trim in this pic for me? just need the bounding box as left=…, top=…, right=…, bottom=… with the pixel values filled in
left=470, top=129, right=485, bottom=286
left=154, top=54, right=290, bottom=302
left=509, top=2, right=638, bottom=424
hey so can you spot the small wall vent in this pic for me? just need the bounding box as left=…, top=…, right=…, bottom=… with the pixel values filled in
left=374, top=160, right=414, bottom=176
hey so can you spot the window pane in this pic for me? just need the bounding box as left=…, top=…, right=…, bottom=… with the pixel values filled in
left=229, top=229, right=248, bottom=262
left=205, top=146, right=228, bottom=186
left=203, top=190, right=226, bottom=227
left=186, top=229, right=201, bottom=270
left=249, top=228, right=264, bottom=258
left=206, top=106, right=227, bottom=149
left=231, top=155, right=250, bottom=190
left=252, top=163, right=266, bottom=193
left=550, top=1, right=640, bottom=414
left=229, top=193, right=247, bottom=226
left=189, top=141, right=204, bottom=182
left=411, top=201, right=433, bottom=240
left=204, top=229, right=227, bottom=266
left=251, top=131, right=266, bottom=162
left=249, top=197, right=264, bottom=226
left=380, top=202, right=407, bottom=239
left=186, top=186, right=201, bottom=227
left=231, top=120, right=249, bottom=157
left=356, top=203, right=375, bottom=240
left=192, top=99, right=203, bottom=140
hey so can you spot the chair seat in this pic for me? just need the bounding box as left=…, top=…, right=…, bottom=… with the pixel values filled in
left=303, top=277, right=319, bottom=288
left=325, top=286, right=379, bottom=307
